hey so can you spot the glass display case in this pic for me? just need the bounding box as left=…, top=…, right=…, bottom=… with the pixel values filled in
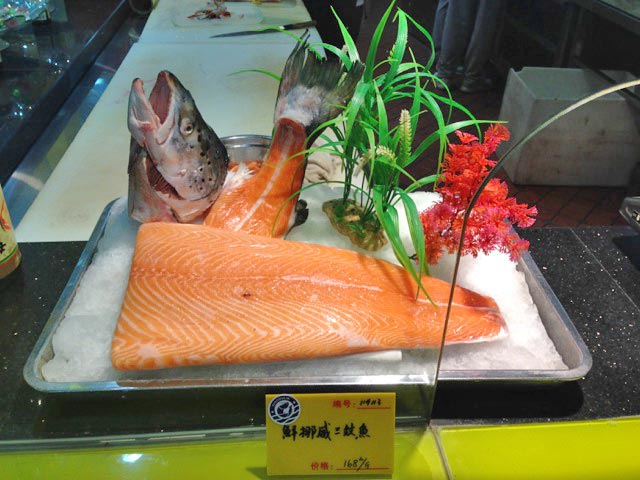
left=1, top=1, right=640, bottom=478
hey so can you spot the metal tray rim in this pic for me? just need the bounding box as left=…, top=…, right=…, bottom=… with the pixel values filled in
left=23, top=201, right=593, bottom=393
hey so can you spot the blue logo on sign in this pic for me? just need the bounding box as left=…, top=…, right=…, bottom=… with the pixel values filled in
left=268, top=395, right=301, bottom=425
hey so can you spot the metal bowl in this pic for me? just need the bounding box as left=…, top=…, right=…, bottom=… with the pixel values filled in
left=221, top=134, right=271, bottom=164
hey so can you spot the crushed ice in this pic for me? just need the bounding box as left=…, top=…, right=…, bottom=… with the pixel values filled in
left=42, top=188, right=566, bottom=383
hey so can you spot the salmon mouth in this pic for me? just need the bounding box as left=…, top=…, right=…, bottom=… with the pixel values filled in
left=128, top=71, right=177, bottom=148
left=149, top=71, right=173, bottom=125
left=141, top=71, right=182, bottom=198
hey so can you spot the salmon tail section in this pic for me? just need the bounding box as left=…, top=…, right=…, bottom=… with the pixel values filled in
left=203, top=118, right=307, bottom=237
left=203, top=41, right=363, bottom=237
left=274, top=37, right=364, bottom=143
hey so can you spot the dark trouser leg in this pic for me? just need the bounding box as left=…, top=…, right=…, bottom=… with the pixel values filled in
left=436, top=0, right=477, bottom=77
left=432, top=0, right=449, bottom=61
left=463, top=0, right=504, bottom=83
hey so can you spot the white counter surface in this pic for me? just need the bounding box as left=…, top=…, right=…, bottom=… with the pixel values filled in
left=17, top=40, right=304, bottom=242
left=139, top=0, right=320, bottom=44
left=16, top=0, right=319, bottom=242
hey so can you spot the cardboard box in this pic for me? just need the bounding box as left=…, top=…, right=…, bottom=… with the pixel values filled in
left=499, top=67, right=640, bottom=186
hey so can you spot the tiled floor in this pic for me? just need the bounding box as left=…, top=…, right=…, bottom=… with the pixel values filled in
left=505, top=181, right=628, bottom=227
left=354, top=1, right=632, bottom=228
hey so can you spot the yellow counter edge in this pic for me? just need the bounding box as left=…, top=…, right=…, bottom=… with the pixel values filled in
left=436, top=416, right=640, bottom=479
left=3, top=417, right=640, bottom=479
left=1, top=429, right=446, bottom=480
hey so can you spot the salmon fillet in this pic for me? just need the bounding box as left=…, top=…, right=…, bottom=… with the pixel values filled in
left=111, top=223, right=506, bottom=370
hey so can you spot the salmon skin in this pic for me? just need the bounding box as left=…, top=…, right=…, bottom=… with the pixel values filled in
left=111, top=223, right=506, bottom=370
left=204, top=40, right=364, bottom=237
left=128, top=71, right=228, bottom=223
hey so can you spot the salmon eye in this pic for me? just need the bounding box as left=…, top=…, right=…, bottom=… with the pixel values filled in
left=180, top=119, right=194, bottom=136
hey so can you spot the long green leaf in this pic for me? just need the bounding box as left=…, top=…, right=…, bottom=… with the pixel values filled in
left=264, top=28, right=323, bottom=58
left=374, top=86, right=389, bottom=146
left=367, top=150, right=421, bottom=186
left=410, top=119, right=497, bottom=164
left=403, top=174, right=439, bottom=193
left=312, top=42, right=353, bottom=68
left=418, top=89, right=448, bottom=175
left=387, top=69, right=437, bottom=84
left=431, top=92, right=483, bottom=138
left=408, top=50, right=423, bottom=141
left=330, top=5, right=359, bottom=62
left=381, top=9, right=408, bottom=92
left=372, top=186, right=433, bottom=302
left=405, top=10, right=436, bottom=70
left=228, top=69, right=281, bottom=81
left=343, top=82, right=370, bottom=140
left=396, top=188, right=429, bottom=278
left=364, top=1, right=396, bottom=82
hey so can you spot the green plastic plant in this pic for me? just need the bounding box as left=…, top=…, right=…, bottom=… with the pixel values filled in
left=304, top=2, right=492, bottom=295
left=240, top=3, right=494, bottom=297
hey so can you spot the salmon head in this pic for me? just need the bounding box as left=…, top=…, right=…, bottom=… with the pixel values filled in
left=127, top=70, right=228, bottom=222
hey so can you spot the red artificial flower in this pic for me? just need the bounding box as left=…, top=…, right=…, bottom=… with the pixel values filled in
left=420, top=125, right=537, bottom=264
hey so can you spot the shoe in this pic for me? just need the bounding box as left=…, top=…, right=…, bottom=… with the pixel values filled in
left=459, top=76, right=494, bottom=94
left=434, top=77, right=453, bottom=91
left=433, top=72, right=458, bottom=91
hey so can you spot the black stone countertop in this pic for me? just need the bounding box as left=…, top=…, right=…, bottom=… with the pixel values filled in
left=0, top=0, right=127, bottom=184
left=434, top=226, right=640, bottom=422
left=1, top=226, right=639, bottom=441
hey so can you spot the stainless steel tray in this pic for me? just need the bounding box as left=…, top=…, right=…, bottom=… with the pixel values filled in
left=23, top=201, right=592, bottom=393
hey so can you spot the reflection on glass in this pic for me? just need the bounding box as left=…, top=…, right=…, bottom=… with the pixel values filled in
left=121, top=453, right=143, bottom=463
left=0, top=0, right=50, bottom=33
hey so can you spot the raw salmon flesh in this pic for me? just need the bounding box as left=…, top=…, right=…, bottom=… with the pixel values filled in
left=204, top=118, right=307, bottom=237
left=111, top=223, right=506, bottom=370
